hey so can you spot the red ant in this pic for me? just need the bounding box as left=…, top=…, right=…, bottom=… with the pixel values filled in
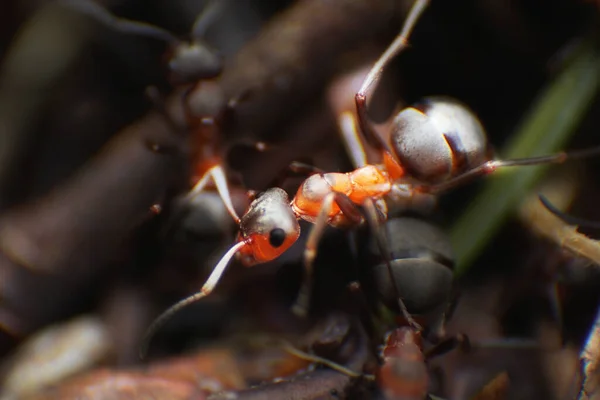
left=139, top=0, right=600, bottom=357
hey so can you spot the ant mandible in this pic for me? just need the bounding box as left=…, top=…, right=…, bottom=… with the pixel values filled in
left=140, top=0, right=600, bottom=357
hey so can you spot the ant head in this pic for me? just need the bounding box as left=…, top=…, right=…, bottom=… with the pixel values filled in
left=238, top=188, right=300, bottom=265
left=166, top=40, right=222, bottom=85
left=390, top=96, right=489, bottom=184
left=371, top=218, right=454, bottom=315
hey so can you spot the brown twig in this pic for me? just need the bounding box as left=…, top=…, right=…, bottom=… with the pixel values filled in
left=0, top=3, right=96, bottom=206
left=186, top=0, right=410, bottom=138
left=0, top=110, right=187, bottom=348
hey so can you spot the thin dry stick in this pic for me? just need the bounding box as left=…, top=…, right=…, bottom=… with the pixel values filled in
left=0, top=111, right=186, bottom=343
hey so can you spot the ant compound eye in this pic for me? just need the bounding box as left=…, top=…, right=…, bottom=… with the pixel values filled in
left=269, top=228, right=286, bottom=248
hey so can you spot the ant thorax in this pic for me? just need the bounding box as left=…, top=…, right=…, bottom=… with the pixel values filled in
left=291, top=165, right=392, bottom=226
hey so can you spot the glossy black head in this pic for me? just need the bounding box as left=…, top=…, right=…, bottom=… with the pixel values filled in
left=390, top=96, right=489, bottom=184
left=369, top=217, right=455, bottom=315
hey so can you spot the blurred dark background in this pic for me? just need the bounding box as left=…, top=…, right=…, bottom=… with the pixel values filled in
left=0, top=0, right=599, bottom=399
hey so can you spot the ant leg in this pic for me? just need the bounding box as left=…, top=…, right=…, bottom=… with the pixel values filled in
left=539, top=194, right=600, bottom=229
left=163, top=164, right=240, bottom=237
left=289, top=162, right=326, bottom=176
left=291, top=192, right=335, bottom=317
left=418, top=146, right=600, bottom=195
left=184, top=164, right=241, bottom=224
left=421, top=298, right=454, bottom=345
left=355, top=0, right=430, bottom=154
left=362, top=198, right=422, bottom=332
left=338, top=111, right=369, bottom=169
left=280, top=162, right=326, bottom=181
left=140, top=240, right=247, bottom=358
left=347, top=281, right=387, bottom=358
left=292, top=192, right=364, bottom=317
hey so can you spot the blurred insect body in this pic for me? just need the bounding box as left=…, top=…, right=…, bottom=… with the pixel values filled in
left=360, top=219, right=459, bottom=400
left=140, top=0, right=600, bottom=356
left=365, top=217, right=455, bottom=330
left=60, top=0, right=224, bottom=85
left=378, top=328, right=428, bottom=400
left=369, top=270, right=469, bottom=400
left=62, top=0, right=252, bottom=239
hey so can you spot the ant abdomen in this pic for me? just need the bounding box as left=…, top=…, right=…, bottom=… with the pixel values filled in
left=391, top=96, right=489, bottom=183
left=369, top=217, right=455, bottom=316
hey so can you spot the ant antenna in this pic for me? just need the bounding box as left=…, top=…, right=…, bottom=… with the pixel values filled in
left=539, top=194, right=600, bottom=229
left=59, top=0, right=179, bottom=44
left=139, top=241, right=246, bottom=358
left=419, top=146, right=600, bottom=194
